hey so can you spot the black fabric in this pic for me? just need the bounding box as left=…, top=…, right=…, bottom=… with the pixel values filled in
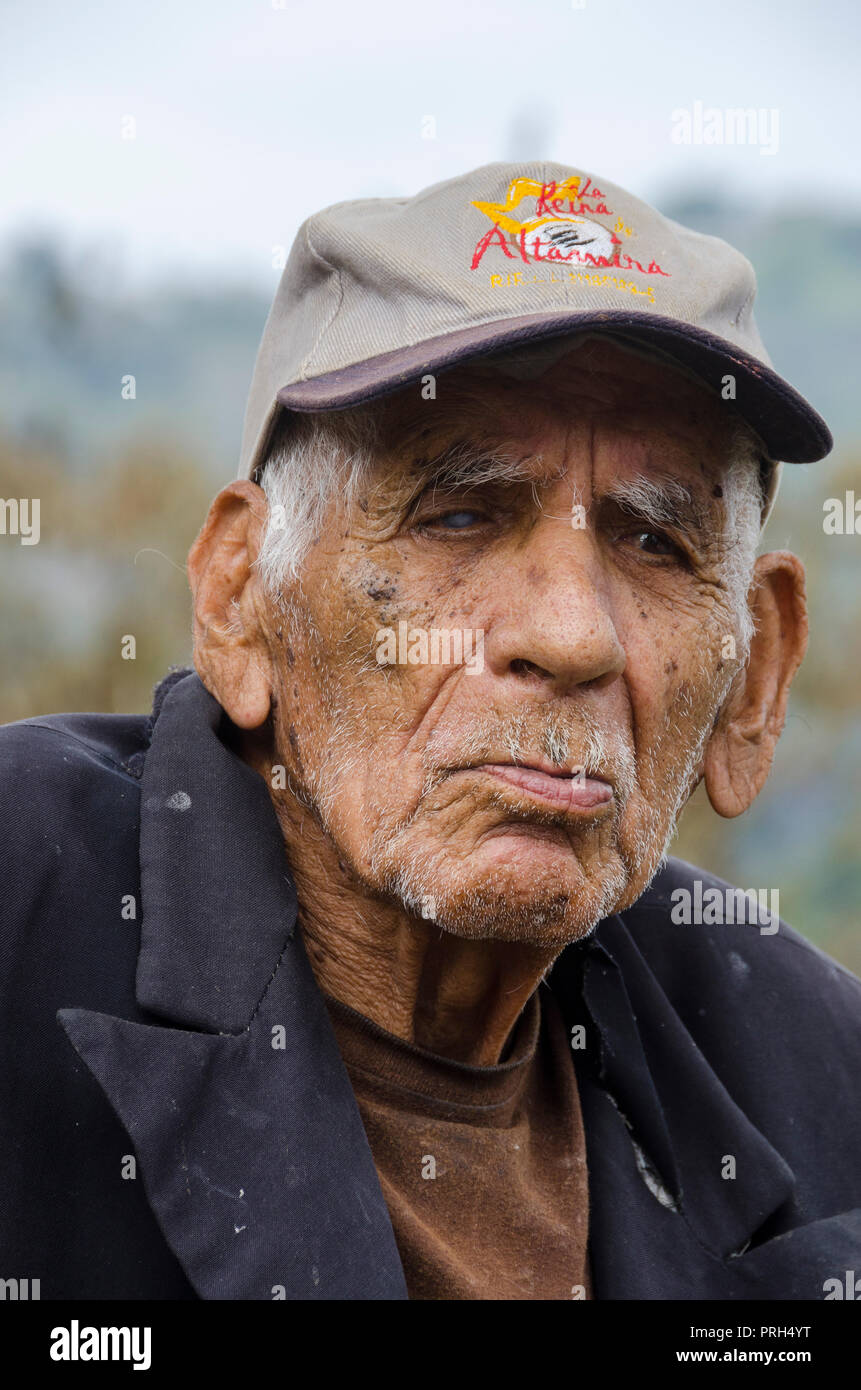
left=1, top=666, right=860, bottom=1300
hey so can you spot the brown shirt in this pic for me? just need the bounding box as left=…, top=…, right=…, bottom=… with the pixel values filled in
left=322, top=981, right=591, bottom=1300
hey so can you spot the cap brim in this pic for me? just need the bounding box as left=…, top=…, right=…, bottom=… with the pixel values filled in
left=275, top=310, right=831, bottom=464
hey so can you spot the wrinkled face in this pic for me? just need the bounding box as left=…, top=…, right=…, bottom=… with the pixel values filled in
left=269, top=339, right=755, bottom=946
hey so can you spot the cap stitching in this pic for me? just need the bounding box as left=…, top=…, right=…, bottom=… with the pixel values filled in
left=733, top=286, right=756, bottom=328
left=299, top=220, right=345, bottom=379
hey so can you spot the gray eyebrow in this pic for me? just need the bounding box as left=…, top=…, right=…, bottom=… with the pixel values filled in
left=600, top=473, right=711, bottom=537
left=409, top=437, right=560, bottom=493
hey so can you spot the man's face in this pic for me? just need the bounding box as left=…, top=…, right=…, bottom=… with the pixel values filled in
left=266, top=339, right=753, bottom=946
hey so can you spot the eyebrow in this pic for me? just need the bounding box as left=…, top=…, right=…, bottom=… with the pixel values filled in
left=600, top=473, right=712, bottom=539
left=407, top=436, right=564, bottom=493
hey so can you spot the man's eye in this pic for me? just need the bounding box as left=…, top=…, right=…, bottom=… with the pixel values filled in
left=425, top=509, right=485, bottom=530
left=625, top=529, right=685, bottom=560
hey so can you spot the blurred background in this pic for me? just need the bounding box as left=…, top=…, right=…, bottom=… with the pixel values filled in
left=1, top=0, right=859, bottom=968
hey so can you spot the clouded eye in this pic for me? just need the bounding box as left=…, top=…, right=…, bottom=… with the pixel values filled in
left=433, top=510, right=485, bottom=529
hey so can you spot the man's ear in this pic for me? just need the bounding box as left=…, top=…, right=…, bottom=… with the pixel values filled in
left=704, top=551, right=808, bottom=818
left=187, top=480, right=273, bottom=729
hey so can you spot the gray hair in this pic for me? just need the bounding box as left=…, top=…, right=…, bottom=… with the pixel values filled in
left=253, top=379, right=767, bottom=654
left=254, top=405, right=381, bottom=593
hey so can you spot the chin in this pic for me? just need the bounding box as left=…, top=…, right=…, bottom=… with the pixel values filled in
left=427, top=902, right=602, bottom=949
left=385, top=843, right=633, bottom=948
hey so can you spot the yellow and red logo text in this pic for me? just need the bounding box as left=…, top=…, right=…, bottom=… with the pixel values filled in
left=470, top=175, right=669, bottom=277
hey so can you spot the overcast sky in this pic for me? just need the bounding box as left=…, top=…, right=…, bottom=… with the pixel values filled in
left=2, top=0, right=858, bottom=287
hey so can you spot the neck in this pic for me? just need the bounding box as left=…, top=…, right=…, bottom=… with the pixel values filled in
left=256, top=760, right=557, bottom=1066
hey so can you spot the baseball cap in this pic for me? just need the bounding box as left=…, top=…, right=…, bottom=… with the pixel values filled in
left=239, top=161, right=832, bottom=524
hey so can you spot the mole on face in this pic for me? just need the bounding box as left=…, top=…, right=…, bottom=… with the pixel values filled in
left=365, top=577, right=397, bottom=602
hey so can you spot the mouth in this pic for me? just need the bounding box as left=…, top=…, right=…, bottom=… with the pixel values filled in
left=470, top=761, right=615, bottom=814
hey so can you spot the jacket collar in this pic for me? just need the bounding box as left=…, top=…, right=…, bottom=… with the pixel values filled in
left=135, top=668, right=299, bottom=1032
left=59, top=669, right=408, bottom=1300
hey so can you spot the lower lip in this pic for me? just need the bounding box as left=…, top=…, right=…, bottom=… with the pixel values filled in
left=475, top=764, right=614, bottom=811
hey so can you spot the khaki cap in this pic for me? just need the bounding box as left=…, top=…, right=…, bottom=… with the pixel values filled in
left=240, top=161, right=832, bottom=522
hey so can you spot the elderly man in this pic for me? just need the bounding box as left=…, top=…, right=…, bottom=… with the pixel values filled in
left=2, top=162, right=860, bottom=1303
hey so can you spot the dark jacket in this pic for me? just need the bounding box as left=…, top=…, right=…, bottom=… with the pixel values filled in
left=2, top=667, right=860, bottom=1300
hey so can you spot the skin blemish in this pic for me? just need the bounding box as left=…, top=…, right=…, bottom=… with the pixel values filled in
left=288, top=724, right=305, bottom=777
left=285, top=644, right=295, bottom=667
left=713, top=484, right=723, bottom=498
left=366, top=578, right=397, bottom=601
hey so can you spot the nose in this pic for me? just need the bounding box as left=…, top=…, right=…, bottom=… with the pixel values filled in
left=482, top=523, right=626, bottom=697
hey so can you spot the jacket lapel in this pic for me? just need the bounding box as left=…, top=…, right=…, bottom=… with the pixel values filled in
left=552, top=915, right=801, bottom=1297
left=59, top=671, right=407, bottom=1300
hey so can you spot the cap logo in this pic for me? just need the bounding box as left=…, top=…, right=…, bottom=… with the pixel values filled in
left=469, top=174, right=670, bottom=279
